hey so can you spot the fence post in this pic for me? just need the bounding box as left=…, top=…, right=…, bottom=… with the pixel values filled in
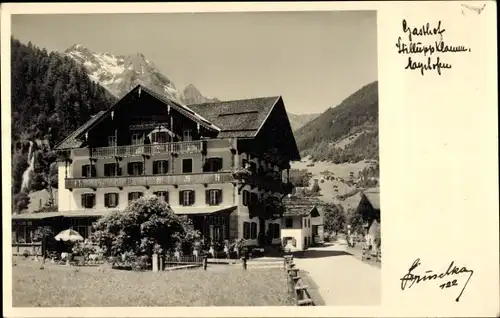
left=242, top=256, right=247, bottom=270
left=203, top=255, right=208, bottom=271
left=152, top=253, right=158, bottom=272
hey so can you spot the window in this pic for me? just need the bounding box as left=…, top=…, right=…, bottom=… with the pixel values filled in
left=243, top=222, right=251, bottom=239
left=151, top=131, right=168, bottom=144
left=250, top=223, right=257, bottom=239
left=104, top=193, right=119, bottom=208
left=285, top=218, right=293, bottom=228
left=128, top=192, right=143, bottom=202
left=131, top=133, right=143, bottom=145
left=242, top=190, right=250, bottom=206
left=153, top=160, right=169, bottom=174
left=104, top=163, right=121, bottom=176
left=182, top=158, right=193, bottom=173
left=81, top=164, right=96, bottom=178
left=204, top=157, right=223, bottom=172
left=183, top=129, right=192, bottom=141
left=127, top=162, right=144, bottom=176
left=71, top=219, right=90, bottom=239
left=154, top=191, right=169, bottom=204
left=81, top=193, right=96, bottom=209
left=108, top=135, right=117, bottom=147
left=206, top=189, right=222, bottom=206
left=179, top=190, right=195, bottom=206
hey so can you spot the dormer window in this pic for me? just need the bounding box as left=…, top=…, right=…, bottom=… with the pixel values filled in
left=183, top=129, right=192, bottom=141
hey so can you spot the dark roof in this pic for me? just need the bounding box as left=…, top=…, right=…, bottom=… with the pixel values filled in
left=362, top=187, right=380, bottom=210
left=54, top=111, right=106, bottom=150
left=55, top=85, right=284, bottom=149
left=188, top=96, right=280, bottom=138
left=282, top=196, right=323, bottom=217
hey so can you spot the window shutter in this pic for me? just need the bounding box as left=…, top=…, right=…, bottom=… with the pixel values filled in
left=179, top=191, right=184, bottom=206
left=91, top=166, right=96, bottom=177
left=104, top=194, right=109, bottom=207
left=118, top=166, right=122, bottom=176
left=81, top=195, right=85, bottom=207
left=82, top=165, right=87, bottom=177
left=166, top=161, right=169, bottom=173
left=190, top=191, right=195, bottom=205
left=91, top=195, right=96, bottom=207
left=217, top=158, right=223, bottom=171
left=128, top=192, right=133, bottom=202
left=127, top=163, right=132, bottom=175
left=218, top=189, right=223, bottom=204
left=205, top=190, right=210, bottom=205
left=153, top=161, right=158, bottom=174
left=166, top=191, right=169, bottom=204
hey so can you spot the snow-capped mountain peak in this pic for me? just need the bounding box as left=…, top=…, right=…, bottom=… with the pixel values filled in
left=64, top=45, right=217, bottom=104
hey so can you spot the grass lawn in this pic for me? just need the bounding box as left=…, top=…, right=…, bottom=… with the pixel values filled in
left=12, top=259, right=294, bottom=307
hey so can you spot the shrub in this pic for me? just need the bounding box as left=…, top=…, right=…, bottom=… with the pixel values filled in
left=91, top=196, right=201, bottom=258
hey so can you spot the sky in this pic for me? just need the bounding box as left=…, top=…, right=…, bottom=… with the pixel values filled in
left=11, top=11, right=377, bottom=115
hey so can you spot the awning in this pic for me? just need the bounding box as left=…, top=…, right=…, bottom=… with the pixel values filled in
left=60, top=210, right=114, bottom=218
left=12, top=212, right=63, bottom=220
left=172, top=205, right=237, bottom=215
left=11, top=210, right=114, bottom=220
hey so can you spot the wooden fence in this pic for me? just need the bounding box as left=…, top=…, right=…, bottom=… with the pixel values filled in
left=283, top=255, right=315, bottom=306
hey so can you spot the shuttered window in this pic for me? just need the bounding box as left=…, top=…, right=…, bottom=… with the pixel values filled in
left=128, top=192, right=143, bottom=202
left=179, top=190, right=195, bottom=206
left=243, top=222, right=251, bottom=239
left=154, top=191, right=169, bottom=204
left=205, top=189, right=222, bottom=206
left=104, top=193, right=119, bottom=208
left=250, top=223, right=257, bottom=239
left=81, top=193, right=96, bottom=209
left=104, top=163, right=121, bottom=176
left=127, top=162, right=143, bottom=176
left=81, top=165, right=96, bottom=178
left=203, top=157, right=223, bottom=172
left=182, top=159, right=193, bottom=173
left=153, top=160, right=169, bottom=174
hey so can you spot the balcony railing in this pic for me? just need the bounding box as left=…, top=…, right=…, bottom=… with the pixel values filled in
left=83, top=141, right=204, bottom=159
left=65, top=172, right=234, bottom=189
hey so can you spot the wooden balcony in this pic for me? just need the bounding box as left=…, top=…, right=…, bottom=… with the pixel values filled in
left=74, top=141, right=204, bottom=158
left=65, top=172, right=234, bottom=189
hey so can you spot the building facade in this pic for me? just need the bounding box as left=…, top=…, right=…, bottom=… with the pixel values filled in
left=12, top=85, right=300, bottom=251
left=281, top=196, right=323, bottom=250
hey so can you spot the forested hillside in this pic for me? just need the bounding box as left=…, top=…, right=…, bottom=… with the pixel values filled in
left=294, top=81, right=378, bottom=163
left=11, top=38, right=116, bottom=212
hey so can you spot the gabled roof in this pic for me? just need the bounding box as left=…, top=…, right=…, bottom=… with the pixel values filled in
left=188, top=96, right=281, bottom=138
left=362, top=187, right=380, bottom=210
left=54, top=111, right=106, bottom=150
left=55, top=85, right=288, bottom=149
left=282, top=195, right=324, bottom=217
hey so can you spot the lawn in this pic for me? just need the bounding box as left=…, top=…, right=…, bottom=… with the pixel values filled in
left=12, top=259, right=294, bottom=307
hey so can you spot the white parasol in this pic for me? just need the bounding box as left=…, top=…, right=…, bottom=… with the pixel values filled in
left=54, top=229, right=84, bottom=242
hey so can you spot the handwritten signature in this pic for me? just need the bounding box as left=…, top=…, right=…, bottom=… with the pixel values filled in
left=400, top=258, right=474, bottom=302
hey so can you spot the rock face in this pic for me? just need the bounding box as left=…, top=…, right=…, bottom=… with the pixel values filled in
left=64, top=44, right=216, bottom=104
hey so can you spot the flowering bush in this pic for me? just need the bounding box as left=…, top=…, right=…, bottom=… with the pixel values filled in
left=91, top=196, right=200, bottom=258
left=72, top=240, right=102, bottom=256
